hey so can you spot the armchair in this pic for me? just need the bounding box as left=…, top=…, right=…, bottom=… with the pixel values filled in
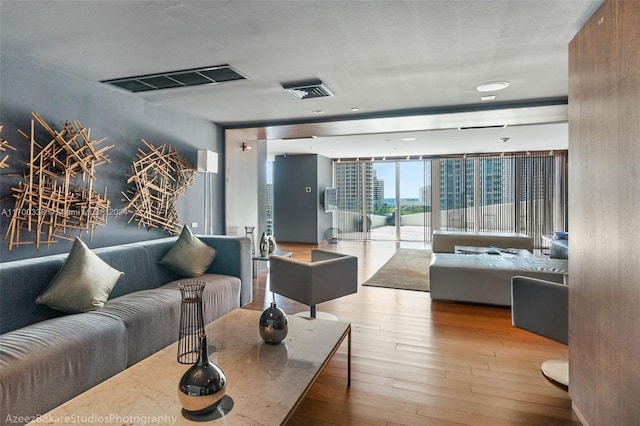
left=511, top=275, right=568, bottom=388
left=269, top=249, right=358, bottom=318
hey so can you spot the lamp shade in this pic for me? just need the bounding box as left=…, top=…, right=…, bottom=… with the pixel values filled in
left=197, top=150, right=218, bottom=173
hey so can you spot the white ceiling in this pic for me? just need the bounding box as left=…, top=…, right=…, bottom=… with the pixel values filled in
left=0, top=0, right=603, bottom=157
left=267, top=121, right=568, bottom=161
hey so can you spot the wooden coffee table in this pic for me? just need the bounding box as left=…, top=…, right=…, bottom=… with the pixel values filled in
left=28, top=309, right=351, bottom=425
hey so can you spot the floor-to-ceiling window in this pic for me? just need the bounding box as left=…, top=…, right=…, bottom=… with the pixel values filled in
left=331, top=150, right=567, bottom=249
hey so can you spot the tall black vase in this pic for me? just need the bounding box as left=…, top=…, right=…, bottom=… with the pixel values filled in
left=178, top=335, right=227, bottom=416
left=177, top=280, right=206, bottom=364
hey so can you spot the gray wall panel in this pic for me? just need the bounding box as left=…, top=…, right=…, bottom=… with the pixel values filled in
left=0, top=53, right=223, bottom=261
left=273, top=154, right=333, bottom=244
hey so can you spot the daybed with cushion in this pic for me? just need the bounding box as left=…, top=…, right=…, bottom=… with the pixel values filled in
left=429, top=251, right=567, bottom=306
left=0, top=229, right=251, bottom=425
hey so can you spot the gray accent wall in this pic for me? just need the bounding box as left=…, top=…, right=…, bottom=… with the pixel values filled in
left=273, top=154, right=333, bottom=244
left=0, top=53, right=224, bottom=262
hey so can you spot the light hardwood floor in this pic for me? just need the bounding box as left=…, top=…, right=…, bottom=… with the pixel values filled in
left=245, top=240, right=578, bottom=425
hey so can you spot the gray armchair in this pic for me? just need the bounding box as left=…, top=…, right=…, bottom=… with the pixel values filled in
left=511, top=275, right=568, bottom=388
left=269, top=249, right=358, bottom=318
left=511, top=276, right=568, bottom=344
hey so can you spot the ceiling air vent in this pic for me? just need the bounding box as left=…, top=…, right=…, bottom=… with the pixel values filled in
left=282, top=80, right=334, bottom=100
left=102, top=65, right=248, bottom=93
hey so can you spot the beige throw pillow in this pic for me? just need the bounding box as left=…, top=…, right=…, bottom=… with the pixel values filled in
left=159, top=225, right=216, bottom=277
left=36, top=237, right=124, bottom=313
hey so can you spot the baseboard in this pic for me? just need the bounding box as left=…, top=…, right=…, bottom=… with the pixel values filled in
left=572, top=401, right=589, bottom=425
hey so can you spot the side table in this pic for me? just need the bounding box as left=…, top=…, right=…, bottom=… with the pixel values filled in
left=252, top=250, right=293, bottom=277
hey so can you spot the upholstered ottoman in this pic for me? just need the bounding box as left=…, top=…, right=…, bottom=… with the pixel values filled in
left=429, top=252, right=567, bottom=306
left=432, top=230, right=534, bottom=253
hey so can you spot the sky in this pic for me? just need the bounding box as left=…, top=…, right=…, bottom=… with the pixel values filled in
left=374, top=161, right=430, bottom=199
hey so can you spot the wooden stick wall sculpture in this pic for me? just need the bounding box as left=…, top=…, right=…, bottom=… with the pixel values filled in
left=122, top=139, right=195, bottom=235
left=4, top=113, right=113, bottom=250
left=0, top=125, right=17, bottom=168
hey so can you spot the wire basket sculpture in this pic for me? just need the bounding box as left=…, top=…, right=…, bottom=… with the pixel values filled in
left=177, top=280, right=206, bottom=364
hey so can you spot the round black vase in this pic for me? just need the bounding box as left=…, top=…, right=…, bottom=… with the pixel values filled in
left=259, top=302, right=288, bottom=344
left=178, top=335, right=227, bottom=416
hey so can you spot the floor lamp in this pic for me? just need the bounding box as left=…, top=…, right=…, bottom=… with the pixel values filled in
left=197, top=150, right=218, bottom=235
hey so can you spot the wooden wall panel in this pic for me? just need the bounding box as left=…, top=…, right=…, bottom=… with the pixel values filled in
left=568, top=0, right=640, bottom=424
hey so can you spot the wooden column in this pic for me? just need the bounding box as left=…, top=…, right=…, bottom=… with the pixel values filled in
left=568, top=0, right=640, bottom=423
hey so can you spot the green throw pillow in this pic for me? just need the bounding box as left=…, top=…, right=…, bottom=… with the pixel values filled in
left=36, top=237, right=124, bottom=313
left=159, top=225, right=216, bottom=277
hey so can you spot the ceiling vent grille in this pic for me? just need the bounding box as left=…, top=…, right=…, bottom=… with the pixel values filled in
left=102, top=65, right=248, bottom=93
left=282, top=80, right=334, bottom=99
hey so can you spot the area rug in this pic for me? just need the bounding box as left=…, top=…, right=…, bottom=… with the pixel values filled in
left=363, top=249, right=432, bottom=292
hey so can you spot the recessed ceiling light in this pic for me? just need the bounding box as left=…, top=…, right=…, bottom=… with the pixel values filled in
left=481, top=95, right=496, bottom=101
left=313, top=109, right=324, bottom=115
left=351, top=107, right=360, bottom=112
left=476, top=81, right=510, bottom=92
left=402, top=137, right=417, bottom=141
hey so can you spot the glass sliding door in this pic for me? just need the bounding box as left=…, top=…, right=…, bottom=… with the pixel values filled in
left=333, top=161, right=368, bottom=240
left=397, top=160, right=431, bottom=241
left=369, top=162, right=396, bottom=240
left=334, top=159, right=433, bottom=242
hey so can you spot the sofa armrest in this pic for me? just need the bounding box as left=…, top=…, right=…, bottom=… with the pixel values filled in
left=199, top=236, right=252, bottom=307
left=511, top=276, right=568, bottom=344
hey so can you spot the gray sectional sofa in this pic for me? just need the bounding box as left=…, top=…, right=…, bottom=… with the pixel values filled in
left=0, top=235, right=251, bottom=425
left=429, top=230, right=567, bottom=306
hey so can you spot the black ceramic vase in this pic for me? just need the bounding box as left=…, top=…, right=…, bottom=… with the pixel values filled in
left=259, top=232, right=269, bottom=257
left=178, top=335, right=227, bottom=416
left=259, top=302, right=288, bottom=344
